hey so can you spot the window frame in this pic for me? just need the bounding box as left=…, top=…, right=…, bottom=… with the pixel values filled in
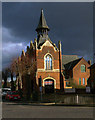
left=79, top=78, right=81, bottom=85
left=81, top=64, right=86, bottom=73
left=83, top=78, right=85, bottom=85
left=45, top=54, right=52, bottom=70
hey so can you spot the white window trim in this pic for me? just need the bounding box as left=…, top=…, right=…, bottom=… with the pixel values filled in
left=44, top=53, right=54, bottom=70
left=81, top=64, right=86, bottom=72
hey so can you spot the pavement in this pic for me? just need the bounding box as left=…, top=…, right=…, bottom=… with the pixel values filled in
left=2, top=100, right=95, bottom=107
left=2, top=102, right=94, bottom=118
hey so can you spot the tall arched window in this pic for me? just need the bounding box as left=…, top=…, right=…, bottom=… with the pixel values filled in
left=45, top=55, right=52, bottom=70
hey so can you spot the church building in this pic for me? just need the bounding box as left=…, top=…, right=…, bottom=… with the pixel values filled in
left=16, top=9, right=90, bottom=97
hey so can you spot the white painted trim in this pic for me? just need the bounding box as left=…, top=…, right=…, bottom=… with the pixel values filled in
left=43, top=77, right=56, bottom=88
left=44, top=53, right=54, bottom=71
left=40, top=40, right=57, bottom=51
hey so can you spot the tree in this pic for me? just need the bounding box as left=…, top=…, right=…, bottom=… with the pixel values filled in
left=2, top=68, right=10, bottom=88
left=10, top=48, right=37, bottom=99
left=9, top=59, right=17, bottom=91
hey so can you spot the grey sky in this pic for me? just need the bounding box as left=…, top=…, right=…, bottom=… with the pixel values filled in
left=2, top=2, right=93, bottom=69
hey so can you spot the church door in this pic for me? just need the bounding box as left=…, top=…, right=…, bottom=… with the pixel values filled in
left=44, top=79, right=54, bottom=93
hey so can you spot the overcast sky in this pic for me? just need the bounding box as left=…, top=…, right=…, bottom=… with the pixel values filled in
left=2, top=2, right=93, bottom=69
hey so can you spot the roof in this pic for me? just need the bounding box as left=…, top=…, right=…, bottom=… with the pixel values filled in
left=89, top=63, right=95, bottom=69
left=62, top=55, right=79, bottom=69
left=37, top=34, right=51, bottom=46
left=37, top=38, right=58, bottom=51
left=64, top=58, right=82, bottom=70
left=62, top=55, right=79, bottom=64
left=36, top=9, right=52, bottom=47
left=36, top=9, right=49, bottom=31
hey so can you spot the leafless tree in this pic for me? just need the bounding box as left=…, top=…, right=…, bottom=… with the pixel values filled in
left=2, top=68, right=10, bottom=88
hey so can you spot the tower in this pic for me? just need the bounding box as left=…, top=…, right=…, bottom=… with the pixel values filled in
left=36, top=9, right=50, bottom=45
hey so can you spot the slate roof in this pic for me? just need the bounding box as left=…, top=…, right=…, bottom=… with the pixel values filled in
left=36, top=9, right=49, bottom=32
left=37, top=34, right=51, bottom=47
left=64, top=58, right=82, bottom=70
left=62, top=55, right=80, bottom=70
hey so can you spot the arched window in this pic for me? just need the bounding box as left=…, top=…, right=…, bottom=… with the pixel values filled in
left=45, top=55, right=52, bottom=70
left=81, top=65, right=86, bottom=72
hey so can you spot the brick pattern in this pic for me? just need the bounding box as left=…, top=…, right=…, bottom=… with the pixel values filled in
left=36, top=45, right=61, bottom=90
left=73, top=58, right=90, bottom=86
left=64, top=58, right=90, bottom=88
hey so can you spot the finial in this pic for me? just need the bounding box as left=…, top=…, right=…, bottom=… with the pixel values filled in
left=22, top=49, right=25, bottom=56
left=34, top=38, right=37, bottom=42
left=18, top=56, right=21, bottom=61
left=27, top=46, right=29, bottom=51
left=30, top=40, right=33, bottom=44
left=41, top=8, right=43, bottom=12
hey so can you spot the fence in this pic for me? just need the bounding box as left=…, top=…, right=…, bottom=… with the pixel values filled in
left=42, top=93, right=94, bottom=105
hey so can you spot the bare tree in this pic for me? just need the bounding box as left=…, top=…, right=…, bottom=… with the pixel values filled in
left=2, top=68, right=10, bottom=88
left=9, top=59, right=17, bottom=91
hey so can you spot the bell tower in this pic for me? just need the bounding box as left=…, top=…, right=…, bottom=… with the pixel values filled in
left=36, top=9, right=50, bottom=44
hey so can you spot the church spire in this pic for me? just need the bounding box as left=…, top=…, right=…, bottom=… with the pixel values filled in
left=36, top=9, right=50, bottom=36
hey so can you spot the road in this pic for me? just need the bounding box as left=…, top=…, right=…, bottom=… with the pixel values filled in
left=2, top=102, right=94, bottom=118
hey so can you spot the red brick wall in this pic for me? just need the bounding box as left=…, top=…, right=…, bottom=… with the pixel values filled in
left=37, top=72, right=60, bottom=89
left=73, top=58, right=90, bottom=86
left=36, top=45, right=60, bottom=90
left=36, top=46, right=60, bottom=69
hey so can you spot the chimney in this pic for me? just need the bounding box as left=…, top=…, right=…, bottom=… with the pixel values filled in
left=88, top=60, right=91, bottom=65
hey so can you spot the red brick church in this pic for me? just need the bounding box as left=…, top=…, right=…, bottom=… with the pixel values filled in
left=16, top=9, right=90, bottom=96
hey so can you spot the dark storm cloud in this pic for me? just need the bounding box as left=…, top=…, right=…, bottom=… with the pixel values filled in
left=2, top=2, right=93, bottom=68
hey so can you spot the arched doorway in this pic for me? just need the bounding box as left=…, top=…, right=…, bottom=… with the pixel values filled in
left=44, top=79, right=54, bottom=93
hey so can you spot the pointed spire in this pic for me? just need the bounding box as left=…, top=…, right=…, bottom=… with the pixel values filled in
left=36, top=9, right=50, bottom=32
left=30, top=40, right=34, bottom=49
left=22, top=50, right=25, bottom=56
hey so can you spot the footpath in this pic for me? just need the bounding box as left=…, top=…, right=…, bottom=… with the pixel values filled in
left=3, top=101, right=95, bottom=107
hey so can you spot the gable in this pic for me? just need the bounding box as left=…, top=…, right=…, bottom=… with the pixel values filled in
left=40, top=40, right=57, bottom=51
left=43, top=40, right=53, bottom=47
left=73, top=58, right=90, bottom=70
left=64, top=58, right=82, bottom=70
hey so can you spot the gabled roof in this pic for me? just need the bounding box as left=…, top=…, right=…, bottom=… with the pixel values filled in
left=64, top=58, right=82, bottom=70
left=37, top=39, right=58, bottom=51
left=37, top=34, right=51, bottom=47
left=62, top=55, right=79, bottom=69
left=36, top=9, right=49, bottom=32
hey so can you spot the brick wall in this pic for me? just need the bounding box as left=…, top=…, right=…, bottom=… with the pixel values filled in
left=36, top=45, right=61, bottom=90
left=73, top=58, right=90, bottom=86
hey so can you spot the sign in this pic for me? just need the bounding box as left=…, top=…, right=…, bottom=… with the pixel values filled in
left=86, top=87, right=90, bottom=93
left=44, top=81, right=53, bottom=85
